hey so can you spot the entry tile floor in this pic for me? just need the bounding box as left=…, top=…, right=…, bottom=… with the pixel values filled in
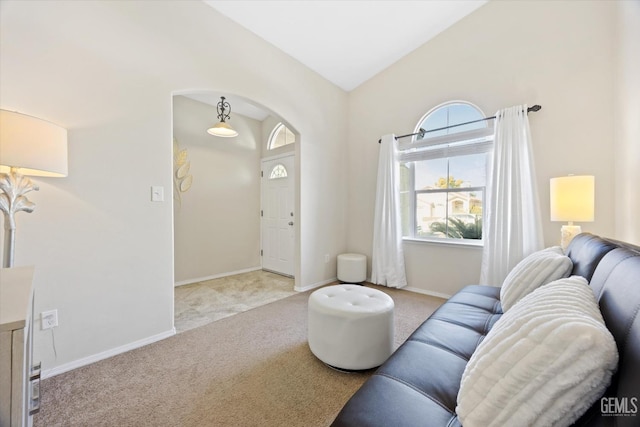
left=174, top=270, right=296, bottom=333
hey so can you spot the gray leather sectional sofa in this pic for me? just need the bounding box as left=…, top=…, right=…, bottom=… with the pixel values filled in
left=332, top=233, right=640, bottom=426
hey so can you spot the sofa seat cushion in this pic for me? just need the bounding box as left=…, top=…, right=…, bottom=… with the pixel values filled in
left=331, top=285, right=501, bottom=427
left=332, top=375, right=463, bottom=427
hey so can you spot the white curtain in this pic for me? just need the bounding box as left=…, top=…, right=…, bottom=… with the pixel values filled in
left=371, top=134, right=407, bottom=288
left=480, top=105, right=543, bottom=286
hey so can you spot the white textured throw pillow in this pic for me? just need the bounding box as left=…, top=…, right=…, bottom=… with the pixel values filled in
left=500, top=246, right=572, bottom=311
left=457, top=276, right=618, bottom=427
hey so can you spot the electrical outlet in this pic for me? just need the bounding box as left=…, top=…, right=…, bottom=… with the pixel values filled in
left=324, top=254, right=330, bottom=263
left=42, top=310, right=58, bottom=330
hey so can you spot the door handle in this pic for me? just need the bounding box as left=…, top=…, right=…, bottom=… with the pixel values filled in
left=288, top=221, right=294, bottom=226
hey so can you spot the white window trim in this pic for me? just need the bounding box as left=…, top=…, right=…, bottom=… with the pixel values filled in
left=398, top=127, right=494, bottom=152
left=401, top=101, right=492, bottom=246
left=402, top=236, right=484, bottom=248
left=267, top=122, right=284, bottom=151
left=267, top=122, right=295, bottom=150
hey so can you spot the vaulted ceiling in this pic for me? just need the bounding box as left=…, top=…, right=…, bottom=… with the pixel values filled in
left=205, top=1, right=487, bottom=92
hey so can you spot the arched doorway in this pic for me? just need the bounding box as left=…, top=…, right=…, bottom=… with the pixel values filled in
left=171, top=90, right=300, bottom=332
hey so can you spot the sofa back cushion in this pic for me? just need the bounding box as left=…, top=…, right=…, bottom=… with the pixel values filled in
left=575, top=247, right=640, bottom=426
left=565, top=233, right=618, bottom=281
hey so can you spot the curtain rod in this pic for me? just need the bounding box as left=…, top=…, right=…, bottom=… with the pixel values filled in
left=378, top=104, right=542, bottom=144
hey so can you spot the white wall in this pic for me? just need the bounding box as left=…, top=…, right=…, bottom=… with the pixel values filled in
left=173, top=96, right=261, bottom=284
left=0, top=1, right=348, bottom=375
left=3, top=0, right=632, bottom=376
left=347, top=0, right=618, bottom=296
left=614, top=1, right=640, bottom=245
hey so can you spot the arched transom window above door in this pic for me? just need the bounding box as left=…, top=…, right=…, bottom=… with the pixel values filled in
left=268, top=123, right=296, bottom=150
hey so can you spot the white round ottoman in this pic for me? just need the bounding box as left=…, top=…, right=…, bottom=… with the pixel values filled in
left=337, top=253, right=367, bottom=283
left=308, top=284, right=394, bottom=370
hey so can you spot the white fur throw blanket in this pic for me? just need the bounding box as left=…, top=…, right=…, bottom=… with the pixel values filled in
left=457, top=276, right=618, bottom=427
left=500, top=246, right=573, bottom=311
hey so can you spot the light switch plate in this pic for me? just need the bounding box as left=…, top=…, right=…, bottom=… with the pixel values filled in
left=151, top=186, right=164, bottom=202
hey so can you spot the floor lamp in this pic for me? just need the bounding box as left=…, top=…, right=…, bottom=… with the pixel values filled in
left=550, top=175, right=595, bottom=251
left=0, top=110, right=68, bottom=268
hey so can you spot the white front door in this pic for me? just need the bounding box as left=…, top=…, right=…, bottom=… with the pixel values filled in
left=261, top=155, right=295, bottom=277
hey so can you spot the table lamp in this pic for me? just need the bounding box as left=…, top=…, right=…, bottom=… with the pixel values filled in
left=550, top=175, right=595, bottom=250
left=0, top=109, right=68, bottom=268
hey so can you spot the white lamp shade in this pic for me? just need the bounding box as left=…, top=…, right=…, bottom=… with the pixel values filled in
left=0, top=109, right=68, bottom=177
left=207, top=121, right=238, bottom=138
left=550, top=175, right=595, bottom=222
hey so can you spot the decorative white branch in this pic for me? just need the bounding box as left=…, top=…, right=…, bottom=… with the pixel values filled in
left=0, top=168, right=39, bottom=267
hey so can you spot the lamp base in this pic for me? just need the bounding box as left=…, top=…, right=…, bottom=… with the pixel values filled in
left=560, top=225, right=582, bottom=252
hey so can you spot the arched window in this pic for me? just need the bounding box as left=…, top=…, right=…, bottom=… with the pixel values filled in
left=268, top=123, right=295, bottom=150
left=417, top=102, right=487, bottom=138
left=400, top=101, right=492, bottom=243
left=269, top=164, right=288, bottom=179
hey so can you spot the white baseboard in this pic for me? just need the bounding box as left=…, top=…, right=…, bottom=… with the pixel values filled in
left=174, top=266, right=262, bottom=287
left=403, top=286, right=451, bottom=300
left=295, top=277, right=337, bottom=292
left=42, top=328, right=176, bottom=379
left=364, top=277, right=451, bottom=300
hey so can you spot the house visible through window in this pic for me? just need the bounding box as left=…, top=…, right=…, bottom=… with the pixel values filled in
left=400, top=102, right=493, bottom=243
left=268, top=123, right=295, bottom=150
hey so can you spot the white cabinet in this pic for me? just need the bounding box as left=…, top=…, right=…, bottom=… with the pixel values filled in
left=0, top=266, right=39, bottom=427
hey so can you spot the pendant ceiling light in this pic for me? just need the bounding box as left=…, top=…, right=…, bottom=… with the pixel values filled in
left=207, top=96, right=238, bottom=138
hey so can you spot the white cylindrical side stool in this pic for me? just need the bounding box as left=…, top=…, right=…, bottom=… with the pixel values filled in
left=308, top=284, right=394, bottom=370
left=337, top=253, right=367, bottom=284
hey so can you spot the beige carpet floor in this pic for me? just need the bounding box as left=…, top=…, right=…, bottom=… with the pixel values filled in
left=175, top=271, right=296, bottom=333
left=34, top=284, right=444, bottom=427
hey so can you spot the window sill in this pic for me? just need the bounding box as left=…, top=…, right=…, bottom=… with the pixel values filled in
left=402, top=237, right=484, bottom=249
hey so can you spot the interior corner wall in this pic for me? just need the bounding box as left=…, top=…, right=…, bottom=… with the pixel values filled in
left=173, top=96, right=261, bottom=284
left=614, top=1, right=640, bottom=245
left=347, top=0, right=617, bottom=296
left=0, top=0, right=348, bottom=375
